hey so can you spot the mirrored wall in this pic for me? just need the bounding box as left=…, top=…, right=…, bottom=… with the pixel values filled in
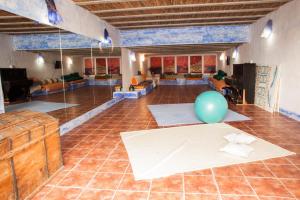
left=0, top=9, right=120, bottom=126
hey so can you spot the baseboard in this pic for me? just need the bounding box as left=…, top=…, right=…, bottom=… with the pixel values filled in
left=279, top=107, right=300, bottom=121
left=59, top=96, right=125, bottom=135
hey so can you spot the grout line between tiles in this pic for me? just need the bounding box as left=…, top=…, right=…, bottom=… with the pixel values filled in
left=262, top=161, right=297, bottom=199
left=210, top=168, right=223, bottom=200
left=146, top=179, right=153, bottom=200
left=110, top=164, right=130, bottom=200
left=182, top=173, right=185, bottom=200
left=238, top=165, right=260, bottom=200
left=71, top=134, right=120, bottom=200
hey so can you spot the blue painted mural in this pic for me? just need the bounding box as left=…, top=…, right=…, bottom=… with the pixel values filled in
left=13, top=33, right=101, bottom=50
left=13, top=25, right=250, bottom=50
left=120, top=25, right=250, bottom=47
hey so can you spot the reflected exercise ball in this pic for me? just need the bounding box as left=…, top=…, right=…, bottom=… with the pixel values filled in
left=194, top=91, right=228, bottom=124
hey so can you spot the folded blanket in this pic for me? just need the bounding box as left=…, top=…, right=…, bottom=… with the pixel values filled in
left=224, top=133, right=256, bottom=144
left=220, top=143, right=254, bottom=158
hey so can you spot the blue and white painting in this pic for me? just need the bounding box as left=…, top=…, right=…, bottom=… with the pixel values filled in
left=13, top=25, right=250, bottom=50
left=120, top=25, right=250, bottom=47
left=13, top=33, right=103, bottom=50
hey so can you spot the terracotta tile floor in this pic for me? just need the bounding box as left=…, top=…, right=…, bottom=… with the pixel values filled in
left=32, top=85, right=300, bottom=200
left=33, top=86, right=114, bottom=124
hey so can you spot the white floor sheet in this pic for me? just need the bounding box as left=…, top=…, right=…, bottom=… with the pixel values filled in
left=121, top=123, right=294, bottom=180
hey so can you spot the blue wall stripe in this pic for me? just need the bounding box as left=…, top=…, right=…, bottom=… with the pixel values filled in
left=13, top=25, right=250, bottom=50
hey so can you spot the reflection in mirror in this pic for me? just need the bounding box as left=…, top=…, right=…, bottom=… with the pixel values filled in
left=55, top=35, right=121, bottom=124
left=0, top=10, right=66, bottom=119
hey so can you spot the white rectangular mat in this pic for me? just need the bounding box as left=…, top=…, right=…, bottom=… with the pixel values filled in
left=148, top=103, right=250, bottom=126
left=121, top=123, right=294, bottom=180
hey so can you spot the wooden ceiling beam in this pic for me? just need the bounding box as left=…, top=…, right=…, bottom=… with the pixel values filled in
left=75, top=0, right=145, bottom=6
left=0, top=15, right=23, bottom=19
left=118, top=20, right=254, bottom=29
left=134, top=47, right=229, bottom=50
left=129, top=45, right=234, bottom=49
left=1, top=30, right=62, bottom=34
left=92, top=0, right=289, bottom=14
left=100, top=8, right=276, bottom=20
left=0, top=26, right=55, bottom=30
left=0, top=22, right=34, bottom=25
left=111, top=15, right=263, bottom=25
left=137, top=50, right=224, bottom=55
left=132, top=49, right=226, bottom=52
left=130, top=48, right=231, bottom=51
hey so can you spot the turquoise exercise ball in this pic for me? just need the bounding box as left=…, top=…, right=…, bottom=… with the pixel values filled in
left=194, top=91, right=228, bottom=124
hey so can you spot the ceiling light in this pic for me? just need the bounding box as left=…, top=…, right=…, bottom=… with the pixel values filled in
left=36, top=53, right=45, bottom=65
left=232, top=48, right=238, bottom=59
left=130, top=52, right=136, bottom=62
left=140, top=54, right=145, bottom=62
left=261, top=19, right=273, bottom=39
left=67, top=57, right=73, bottom=65
left=219, top=53, right=225, bottom=61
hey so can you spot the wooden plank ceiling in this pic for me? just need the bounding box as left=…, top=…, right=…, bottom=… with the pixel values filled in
left=0, top=10, right=63, bottom=34
left=128, top=43, right=240, bottom=55
left=0, top=0, right=290, bottom=55
left=0, top=0, right=291, bottom=34
left=27, top=43, right=237, bottom=57
left=0, top=10, right=58, bottom=34
left=73, top=0, right=291, bottom=29
left=29, top=48, right=121, bottom=57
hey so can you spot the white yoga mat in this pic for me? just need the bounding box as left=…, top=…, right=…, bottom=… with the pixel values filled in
left=5, top=101, right=78, bottom=113
left=121, top=123, right=294, bottom=180
left=148, top=103, right=250, bottom=126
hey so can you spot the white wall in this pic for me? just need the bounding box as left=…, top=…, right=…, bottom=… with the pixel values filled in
left=12, top=51, right=82, bottom=80
left=0, top=34, right=83, bottom=80
left=232, top=0, right=300, bottom=118
left=121, top=48, right=138, bottom=91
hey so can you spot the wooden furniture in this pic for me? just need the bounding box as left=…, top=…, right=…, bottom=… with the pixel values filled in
left=0, top=68, right=33, bottom=103
left=209, top=78, right=229, bottom=92
left=0, top=110, right=63, bottom=200
left=42, top=81, right=69, bottom=92
left=225, top=63, right=256, bottom=104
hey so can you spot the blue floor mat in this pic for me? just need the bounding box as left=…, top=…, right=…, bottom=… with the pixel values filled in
left=148, top=103, right=251, bottom=126
left=6, top=101, right=78, bottom=113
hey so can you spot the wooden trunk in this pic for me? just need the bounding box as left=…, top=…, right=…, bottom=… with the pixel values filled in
left=0, top=110, right=63, bottom=200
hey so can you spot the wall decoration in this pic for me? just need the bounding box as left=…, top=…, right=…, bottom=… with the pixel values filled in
left=107, top=58, right=120, bottom=74
left=45, top=0, right=62, bottom=24
left=255, top=66, right=280, bottom=113
left=13, top=25, right=249, bottom=50
left=204, top=55, right=217, bottom=74
left=13, top=33, right=98, bottom=50
left=177, top=56, right=189, bottom=73
left=163, top=56, right=175, bottom=73
left=120, top=25, right=250, bottom=47
left=190, top=56, right=202, bottom=73
left=96, top=58, right=106, bottom=74
left=84, top=58, right=94, bottom=75
left=150, top=57, right=162, bottom=74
